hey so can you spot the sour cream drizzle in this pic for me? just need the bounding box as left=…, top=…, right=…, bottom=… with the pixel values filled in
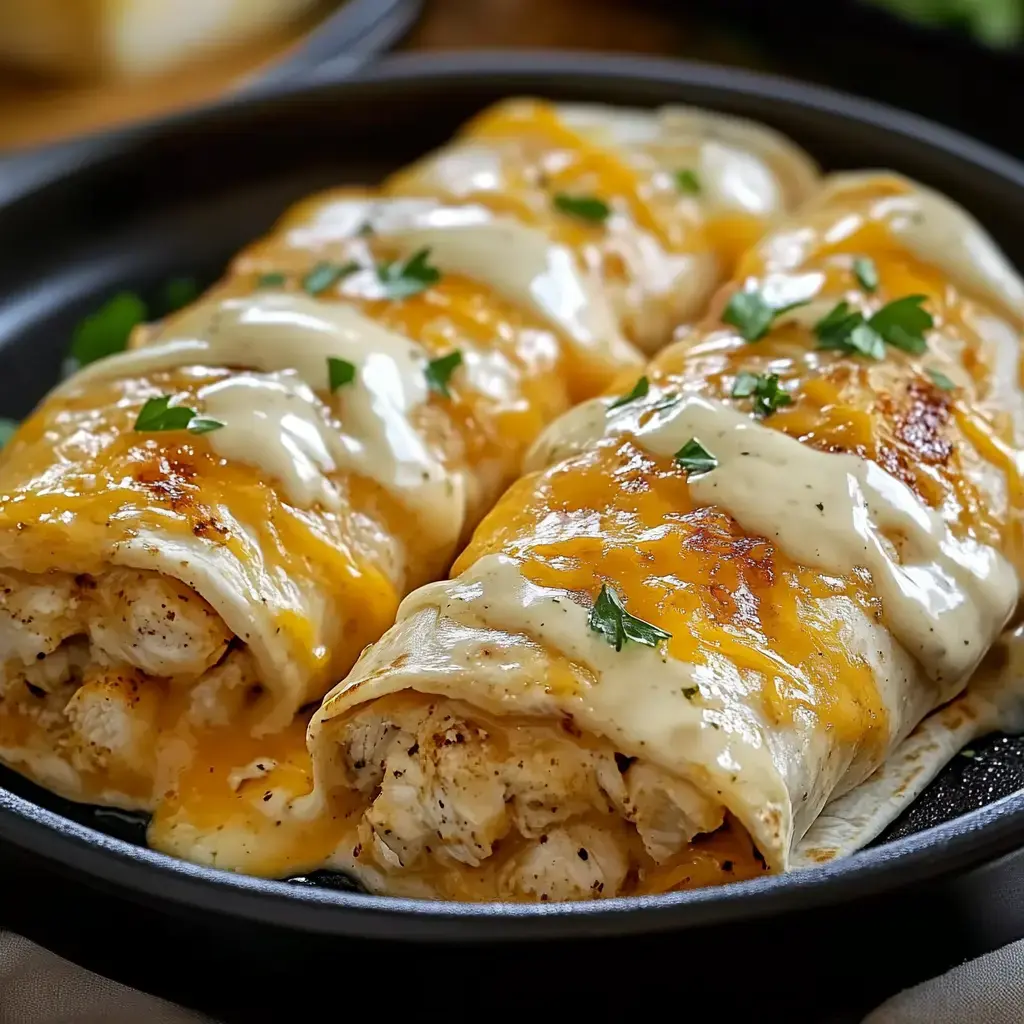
left=62, top=293, right=466, bottom=548
left=528, top=390, right=1019, bottom=687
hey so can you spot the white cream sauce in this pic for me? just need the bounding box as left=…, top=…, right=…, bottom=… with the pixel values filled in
left=527, top=390, right=1019, bottom=688
left=62, top=293, right=466, bottom=548
left=282, top=196, right=637, bottom=367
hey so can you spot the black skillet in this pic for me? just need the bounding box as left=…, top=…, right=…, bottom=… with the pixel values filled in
left=3, top=51, right=1024, bottom=1021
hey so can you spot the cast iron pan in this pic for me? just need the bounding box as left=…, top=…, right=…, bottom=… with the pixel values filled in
left=3, top=49, right=1024, bottom=1017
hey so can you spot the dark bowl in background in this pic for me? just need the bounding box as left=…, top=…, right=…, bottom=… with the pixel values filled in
left=3, top=51, right=1024, bottom=1020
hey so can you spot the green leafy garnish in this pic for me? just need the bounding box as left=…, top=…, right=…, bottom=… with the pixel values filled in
left=162, top=277, right=199, bottom=312
left=722, top=290, right=809, bottom=342
left=674, top=438, right=718, bottom=475
left=134, top=395, right=224, bottom=434
left=927, top=367, right=957, bottom=391
left=256, top=271, right=287, bottom=289
left=328, top=357, right=356, bottom=392
left=0, top=418, right=19, bottom=449
left=852, top=257, right=879, bottom=293
left=303, top=261, right=360, bottom=296
left=553, top=193, right=611, bottom=224
left=377, top=248, right=441, bottom=300
left=814, top=301, right=886, bottom=360
left=70, top=292, right=147, bottom=367
left=424, top=350, right=463, bottom=398
left=731, top=371, right=793, bottom=418
left=608, top=376, right=649, bottom=410
left=674, top=169, right=701, bottom=195
left=588, top=584, right=672, bottom=652
left=868, top=295, right=933, bottom=354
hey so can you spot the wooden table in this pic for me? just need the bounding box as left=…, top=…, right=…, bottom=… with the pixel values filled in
left=0, top=0, right=764, bottom=152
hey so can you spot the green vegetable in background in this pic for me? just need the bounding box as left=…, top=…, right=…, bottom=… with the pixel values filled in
left=866, top=0, right=1024, bottom=47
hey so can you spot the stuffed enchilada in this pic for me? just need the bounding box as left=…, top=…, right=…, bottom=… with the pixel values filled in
left=304, top=172, right=1024, bottom=901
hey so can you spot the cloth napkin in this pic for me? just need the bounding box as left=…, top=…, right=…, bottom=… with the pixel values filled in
left=3, top=927, right=1024, bottom=1022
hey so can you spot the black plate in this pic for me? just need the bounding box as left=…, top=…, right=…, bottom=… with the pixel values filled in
left=2, top=52, right=1024, bottom=955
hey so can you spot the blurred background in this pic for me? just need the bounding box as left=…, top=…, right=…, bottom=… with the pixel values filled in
left=0, top=0, right=1020, bottom=159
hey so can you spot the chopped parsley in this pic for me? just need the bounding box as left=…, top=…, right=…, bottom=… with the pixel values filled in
left=722, top=289, right=809, bottom=342
left=302, top=260, right=359, bottom=296
left=69, top=292, right=147, bottom=367
left=552, top=193, right=611, bottom=224
left=377, top=248, right=441, bottom=299
left=608, top=376, right=649, bottom=410
left=133, top=395, right=224, bottom=435
left=0, top=418, right=19, bottom=448
left=424, top=350, right=463, bottom=398
left=328, top=357, right=356, bottom=392
left=674, top=437, right=718, bottom=475
left=674, top=169, right=701, bottom=195
left=869, top=294, right=933, bottom=354
left=731, top=370, right=793, bottom=418
left=814, top=301, right=886, bottom=360
left=852, top=257, right=879, bottom=293
left=256, top=271, right=287, bottom=289
left=588, top=584, right=672, bottom=652
left=927, top=367, right=956, bottom=391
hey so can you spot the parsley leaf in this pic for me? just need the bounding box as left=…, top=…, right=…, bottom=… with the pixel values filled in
left=868, top=295, right=932, bottom=355
left=328, top=357, right=356, bottom=392
left=553, top=193, right=611, bottom=224
left=377, top=248, right=441, bottom=300
left=852, top=257, right=879, bottom=293
left=608, top=376, right=649, bottom=410
left=927, top=367, right=956, bottom=391
left=0, top=418, right=19, bottom=449
left=256, top=272, right=287, bottom=289
left=588, top=584, right=672, bottom=652
left=134, top=395, right=224, bottom=434
left=731, top=371, right=793, bottom=418
left=814, top=301, right=886, bottom=360
left=675, top=437, right=718, bottom=475
left=303, top=260, right=360, bottom=296
left=70, top=292, right=147, bottom=367
left=424, top=350, right=463, bottom=398
left=722, top=290, right=809, bottom=342
left=674, top=169, right=701, bottom=195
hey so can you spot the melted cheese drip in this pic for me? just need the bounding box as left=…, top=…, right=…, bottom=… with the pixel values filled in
left=528, top=391, right=1018, bottom=686
left=60, top=293, right=466, bottom=549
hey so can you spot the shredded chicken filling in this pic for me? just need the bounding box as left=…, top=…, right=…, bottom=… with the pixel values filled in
left=321, top=695, right=740, bottom=901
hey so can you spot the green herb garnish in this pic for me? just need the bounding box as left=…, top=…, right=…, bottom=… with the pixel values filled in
left=70, top=292, right=147, bottom=367
left=302, top=261, right=360, bottom=296
left=869, top=294, right=933, bottom=354
left=722, top=290, right=809, bottom=342
left=731, top=370, right=793, bottom=418
left=328, top=357, right=356, bottom=392
left=256, top=272, right=288, bottom=289
left=608, top=376, right=649, bottom=410
left=377, top=248, right=441, bottom=300
left=674, top=169, right=701, bottom=195
left=927, top=367, right=956, bottom=391
left=852, top=257, right=879, bottom=293
left=588, top=584, right=672, bottom=652
left=424, top=350, right=463, bottom=398
left=553, top=193, right=611, bottom=224
left=0, top=418, right=19, bottom=449
left=134, top=395, right=224, bottom=435
left=814, top=301, right=886, bottom=360
left=162, top=277, right=199, bottom=312
left=674, top=437, right=718, bottom=475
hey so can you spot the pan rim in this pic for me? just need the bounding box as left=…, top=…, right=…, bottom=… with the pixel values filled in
left=3, top=49, right=1024, bottom=940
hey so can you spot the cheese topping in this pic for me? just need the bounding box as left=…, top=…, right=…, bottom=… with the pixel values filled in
left=528, top=391, right=1018, bottom=686
left=60, top=292, right=466, bottom=549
